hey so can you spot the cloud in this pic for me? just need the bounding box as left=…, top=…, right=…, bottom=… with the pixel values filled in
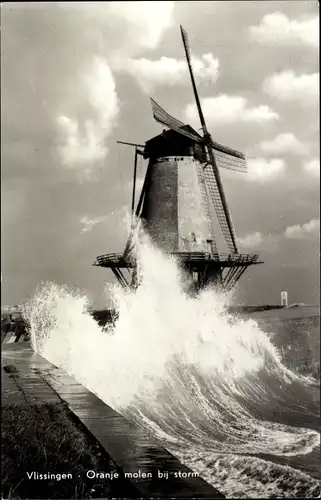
left=79, top=202, right=136, bottom=234
left=54, top=2, right=175, bottom=173
left=79, top=175, right=145, bottom=234
left=80, top=216, right=103, bottom=233
left=56, top=57, right=119, bottom=171
left=112, top=53, right=219, bottom=93
left=238, top=231, right=263, bottom=249
left=247, top=158, right=285, bottom=181
left=259, top=133, right=309, bottom=156
left=58, top=2, right=174, bottom=56
left=57, top=116, right=106, bottom=169
left=284, top=218, right=320, bottom=239
left=263, top=71, right=318, bottom=103
left=106, top=1, right=174, bottom=53
left=303, top=158, right=320, bottom=176
left=79, top=214, right=113, bottom=234
left=249, top=12, right=318, bottom=47
left=185, top=94, right=278, bottom=126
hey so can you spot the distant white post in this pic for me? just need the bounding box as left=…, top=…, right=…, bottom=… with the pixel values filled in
left=281, top=290, right=288, bottom=307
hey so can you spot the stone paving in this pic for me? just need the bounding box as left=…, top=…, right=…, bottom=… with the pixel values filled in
left=2, top=343, right=224, bottom=498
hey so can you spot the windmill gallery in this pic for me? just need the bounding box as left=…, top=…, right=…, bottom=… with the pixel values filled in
left=94, top=26, right=263, bottom=291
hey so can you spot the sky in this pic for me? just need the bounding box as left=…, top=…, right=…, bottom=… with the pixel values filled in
left=1, top=1, right=319, bottom=308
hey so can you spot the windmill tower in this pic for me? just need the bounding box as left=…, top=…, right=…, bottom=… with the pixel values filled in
left=94, top=26, right=262, bottom=291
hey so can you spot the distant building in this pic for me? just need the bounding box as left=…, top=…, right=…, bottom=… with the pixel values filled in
left=281, top=291, right=288, bottom=307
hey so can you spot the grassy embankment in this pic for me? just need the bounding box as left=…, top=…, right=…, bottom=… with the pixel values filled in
left=2, top=402, right=138, bottom=499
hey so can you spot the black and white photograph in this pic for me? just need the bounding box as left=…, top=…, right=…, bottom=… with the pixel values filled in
left=1, top=1, right=320, bottom=499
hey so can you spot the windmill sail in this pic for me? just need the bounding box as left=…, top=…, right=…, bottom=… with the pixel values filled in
left=150, top=98, right=202, bottom=143
left=151, top=98, right=186, bottom=130
left=211, top=147, right=247, bottom=173
left=210, top=140, right=247, bottom=173
left=180, top=26, right=207, bottom=134
left=180, top=25, right=239, bottom=253
left=203, top=164, right=238, bottom=253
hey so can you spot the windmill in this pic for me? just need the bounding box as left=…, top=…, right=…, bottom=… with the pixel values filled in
left=94, top=26, right=262, bottom=291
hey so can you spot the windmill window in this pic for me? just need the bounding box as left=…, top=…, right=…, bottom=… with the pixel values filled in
left=191, top=232, right=196, bottom=242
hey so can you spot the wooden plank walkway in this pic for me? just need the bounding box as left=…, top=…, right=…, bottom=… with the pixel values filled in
left=2, top=343, right=224, bottom=498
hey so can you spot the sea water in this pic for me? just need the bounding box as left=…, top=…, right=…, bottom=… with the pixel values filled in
left=22, top=232, right=320, bottom=498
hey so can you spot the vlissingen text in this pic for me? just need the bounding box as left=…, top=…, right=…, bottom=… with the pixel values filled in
left=27, top=472, right=73, bottom=481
